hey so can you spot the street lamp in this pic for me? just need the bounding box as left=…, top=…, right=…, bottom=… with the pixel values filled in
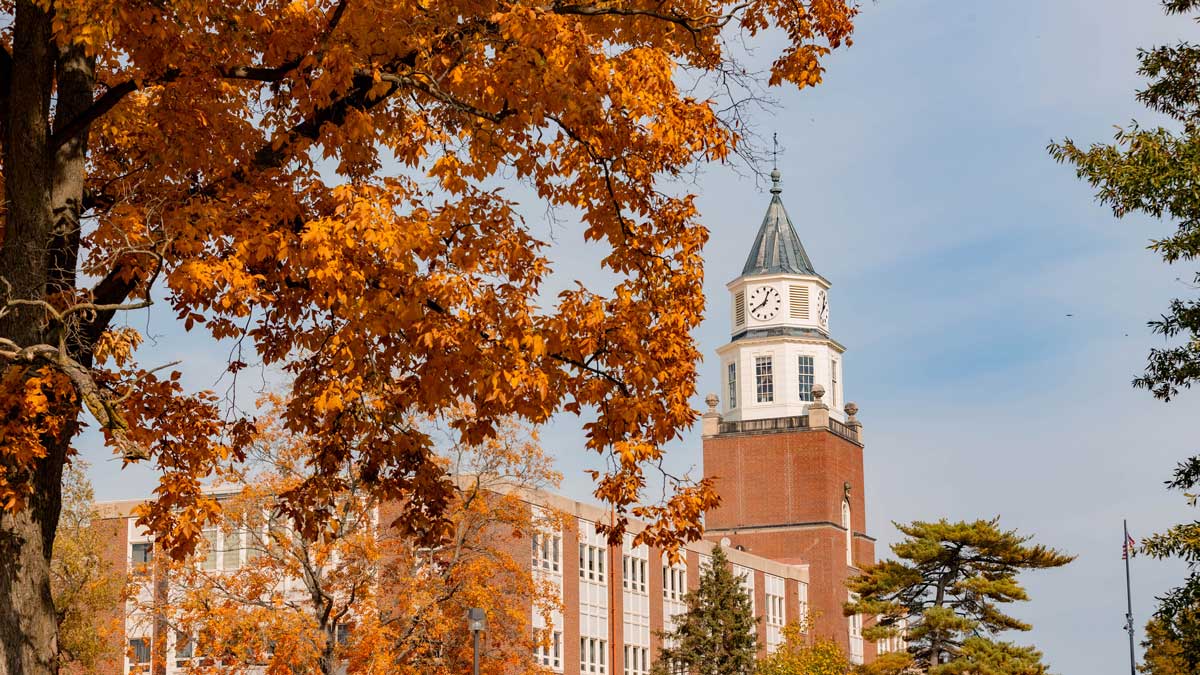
left=467, top=607, right=487, bottom=675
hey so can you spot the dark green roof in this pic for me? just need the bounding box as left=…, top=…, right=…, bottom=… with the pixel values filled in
left=741, top=170, right=817, bottom=277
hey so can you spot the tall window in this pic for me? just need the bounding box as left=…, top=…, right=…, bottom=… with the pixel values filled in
left=848, top=598, right=864, bottom=664
left=579, top=543, right=606, bottom=582
left=624, top=645, right=650, bottom=675
left=129, top=638, right=151, bottom=665
left=623, top=555, right=648, bottom=593
left=831, top=358, right=839, bottom=407
left=755, top=356, right=773, bottom=403
left=727, top=362, right=737, bottom=409
left=797, top=356, right=814, bottom=402
left=536, top=630, right=563, bottom=670
left=174, top=631, right=194, bottom=668
left=533, top=531, right=561, bottom=572
left=842, top=500, right=853, bottom=567
left=581, top=637, right=607, bottom=674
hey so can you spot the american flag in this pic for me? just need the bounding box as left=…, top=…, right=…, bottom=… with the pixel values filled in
left=1123, top=531, right=1137, bottom=560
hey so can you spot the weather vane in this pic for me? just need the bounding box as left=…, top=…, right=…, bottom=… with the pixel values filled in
left=772, top=132, right=779, bottom=171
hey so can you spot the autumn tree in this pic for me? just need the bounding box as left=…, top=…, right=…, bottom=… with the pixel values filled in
left=755, top=621, right=849, bottom=675
left=0, top=0, right=862, bottom=671
left=845, top=518, right=1072, bottom=675
left=1139, top=611, right=1196, bottom=675
left=653, top=545, right=759, bottom=675
left=1138, top=457, right=1200, bottom=671
left=132, top=406, right=560, bottom=675
left=1049, top=0, right=1200, bottom=401
left=50, top=460, right=128, bottom=672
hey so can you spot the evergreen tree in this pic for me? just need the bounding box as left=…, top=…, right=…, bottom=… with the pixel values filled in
left=846, top=518, right=1073, bottom=675
left=653, top=546, right=759, bottom=675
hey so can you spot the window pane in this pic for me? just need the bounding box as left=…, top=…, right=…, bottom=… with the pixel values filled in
left=798, top=356, right=814, bottom=402
left=222, top=530, right=242, bottom=570
left=755, top=356, right=774, bottom=403
left=727, top=362, right=737, bottom=408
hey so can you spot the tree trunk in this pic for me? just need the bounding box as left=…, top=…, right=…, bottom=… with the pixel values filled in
left=0, top=1, right=95, bottom=673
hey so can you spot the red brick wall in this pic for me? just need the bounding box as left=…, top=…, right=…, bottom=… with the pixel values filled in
left=562, top=519, right=580, bottom=675
left=91, top=516, right=129, bottom=675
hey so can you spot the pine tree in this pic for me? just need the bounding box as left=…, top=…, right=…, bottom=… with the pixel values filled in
left=653, top=546, right=759, bottom=675
left=846, top=518, right=1073, bottom=675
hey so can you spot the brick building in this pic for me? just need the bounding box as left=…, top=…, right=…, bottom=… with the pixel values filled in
left=93, top=170, right=886, bottom=673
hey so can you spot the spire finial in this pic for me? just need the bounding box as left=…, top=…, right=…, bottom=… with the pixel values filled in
left=770, top=133, right=782, bottom=195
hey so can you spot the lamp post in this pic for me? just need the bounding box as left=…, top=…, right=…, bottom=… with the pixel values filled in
left=467, top=607, right=487, bottom=675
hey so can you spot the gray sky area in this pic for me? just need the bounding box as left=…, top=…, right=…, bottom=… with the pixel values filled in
left=81, top=0, right=1199, bottom=671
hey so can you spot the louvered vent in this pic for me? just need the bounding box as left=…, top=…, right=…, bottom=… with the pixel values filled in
left=734, top=291, right=746, bottom=326
left=789, top=285, right=809, bottom=319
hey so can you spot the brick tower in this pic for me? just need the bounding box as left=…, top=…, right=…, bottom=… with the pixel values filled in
left=701, top=169, right=875, bottom=664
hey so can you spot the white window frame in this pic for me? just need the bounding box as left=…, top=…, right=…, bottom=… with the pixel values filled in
left=581, top=637, right=608, bottom=674
left=754, top=355, right=774, bottom=403
left=797, top=355, right=814, bottom=402
left=727, top=362, right=737, bottom=409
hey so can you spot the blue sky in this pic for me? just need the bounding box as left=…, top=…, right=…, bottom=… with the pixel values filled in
left=82, top=0, right=1200, bottom=671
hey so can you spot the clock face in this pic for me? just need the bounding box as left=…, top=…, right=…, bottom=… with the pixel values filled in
left=818, top=290, right=829, bottom=327
left=748, top=285, right=782, bottom=321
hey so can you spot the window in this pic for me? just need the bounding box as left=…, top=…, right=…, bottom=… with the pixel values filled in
left=734, top=291, right=746, bottom=326
left=581, top=637, right=607, bottom=674
left=131, top=542, right=153, bottom=564
left=831, top=358, right=839, bottom=407
left=129, top=638, right=151, bottom=665
left=200, top=530, right=218, bottom=570
left=335, top=623, right=351, bottom=645
left=624, top=644, right=650, bottom=675
left=848, top=596, right=864, bottom=664
left=798, top=582, right=810, bottom=625
left=222, top=529, right=242, bottom=570
left=765, top=575, right=786, bottom=652
left=843, top=500, right=853, bottom=567
left=533, top=532, right=562, bottom=572
left=174, top=631, right=194, bottom=667
left=797, top=356, right=814, bottom=402
left=727, top=362, right=737, bottom=409
left=622, top=555, right=647, bottom=594
left=662, top=564, right=686, bottom=601
left=579, top=543, right=606, bottom=582
left=130, top=542, right=153, bottom=576
left=535, top=630, right=562, bottom=670
left=755, top=356, right=774, bottom=403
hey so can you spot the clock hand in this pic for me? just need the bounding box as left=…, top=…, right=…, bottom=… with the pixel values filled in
left=752, top=295, right=770, bottom=313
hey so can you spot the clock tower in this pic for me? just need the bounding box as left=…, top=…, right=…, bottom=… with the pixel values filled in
left=702, top=170, right=877, bottom=663
left=718, top=169, right=846, bottom=423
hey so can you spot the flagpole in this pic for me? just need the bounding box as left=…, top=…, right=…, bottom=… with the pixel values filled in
left=1124, top=519, right=1136, bottom=675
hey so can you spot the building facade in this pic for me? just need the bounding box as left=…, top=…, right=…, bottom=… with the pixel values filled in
left=92, top=171, right=884, bottom=674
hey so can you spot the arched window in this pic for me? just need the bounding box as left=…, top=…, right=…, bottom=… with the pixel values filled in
left=842, top=499, right=853, bottom=567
